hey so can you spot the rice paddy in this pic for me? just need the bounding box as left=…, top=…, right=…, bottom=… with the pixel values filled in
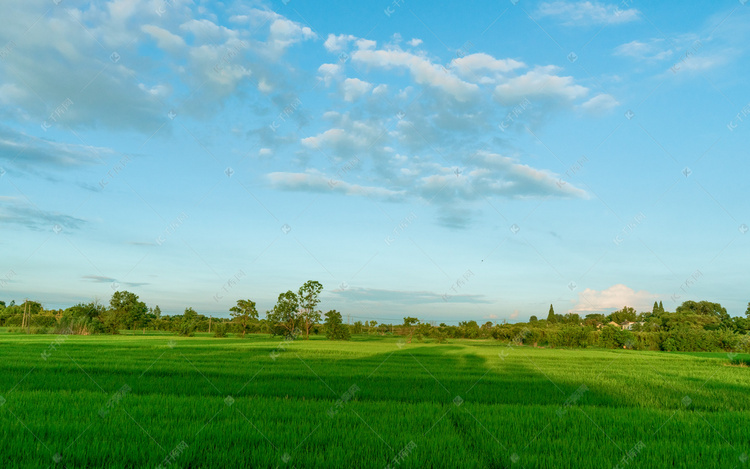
left=0, top=332, right=748, bottom=468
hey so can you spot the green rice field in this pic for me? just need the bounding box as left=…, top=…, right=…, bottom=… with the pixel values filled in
left=0, top=332, right=748, bottom=468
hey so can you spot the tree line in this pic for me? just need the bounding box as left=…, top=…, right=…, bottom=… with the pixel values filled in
left=2, top=285, right=749, bottom=352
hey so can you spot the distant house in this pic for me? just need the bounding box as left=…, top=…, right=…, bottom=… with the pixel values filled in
left=607, top=321, right=620, bottom=328
left=620, top=321, right=636, bottom=330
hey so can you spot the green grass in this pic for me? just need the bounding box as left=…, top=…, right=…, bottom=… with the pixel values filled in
left=0, top=333, right=748, bottom=468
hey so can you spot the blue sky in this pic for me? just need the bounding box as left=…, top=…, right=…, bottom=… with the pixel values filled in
left=1, top=0, right=748, bottom=323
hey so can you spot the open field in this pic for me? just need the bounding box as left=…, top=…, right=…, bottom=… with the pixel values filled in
left=0, top=332, right=748, bottom=468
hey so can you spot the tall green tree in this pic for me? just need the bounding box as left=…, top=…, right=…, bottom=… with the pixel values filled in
left=403, top=317, right=420, bottom=343
left=676, top=301, right=729, bottom=323
left=230, top=299, right=258, bottom=337
left=267, top=290, right=300, bottom=337
left=109, top=291, right=148, bottom=331
left=298, top=280, right=323, bottom=339
left=658, top=301, right=664, bottom=314
left=324, top=310, right=350, bottom=340
left=547, top=304, right=557, bottom=324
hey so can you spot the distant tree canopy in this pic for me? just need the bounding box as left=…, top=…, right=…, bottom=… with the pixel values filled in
left=1, top=289, right=748, bottom=354
left=267, top=290, right=300, bottom=337
left=230, top=299, right=258, bottom=337
left=324, top=310, right=350, bottom=341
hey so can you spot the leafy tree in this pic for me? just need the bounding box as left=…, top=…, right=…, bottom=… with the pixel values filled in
left=547, top=304, right=556, bottom=324
left=584, top=313, right=606, bottom=327
left=529, top=315, right=538, bottom=323
left=746, top=302, right=750, bottom=318
left=267, top=290, right=300, bottom=337
left=153, top=305, right=162, bottom=320
left=352, top=321, right=364, bottom=334
left=229, top=299, right=258, bottom=337
left=431, top=327, right=448, bottom=344
left=109, top=291, right=148, bottom=331
left=416, top=323, right=433, bottom=341
left=65, top=302, right=106, bottom=321
left=298, top=280, right=323, bottom=339
left=652, top=301, right=659, bottom=315
left=458, top=320, right=480, bottom=339
left=608, top=306, right=637, bottom=324
left=183, top=307, right=198, bottom=322
left=403, top=317, right=420, bottom=343
left=676, top=300, right=730, bottom=324
left=324, top=310, right=350, bottom=340
left=658, top=301, right=664, bottom=314
left=368, top=320, right=378, bottom=334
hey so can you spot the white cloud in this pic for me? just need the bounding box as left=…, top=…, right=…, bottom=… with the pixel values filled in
left=408, top=38, right=423, bottom=47
left=267, top=170, right=405, bottom=200
left=267, top=17, right=316, bottom=53
left=452, top=53, right=526, bottom=79
left=537, top=1, right=640, bottom=25
left=141, top=25, right=186, bottom=52
left=341, top=78, right=373, bottom=102
left=580, top=93, right=619, bottom=114
left=494, top=67, right=588, bottom=103
left=324, top=34, right=357, bottom=52
left=571, top=284, right=659, bottom=313
left=355, top=39, right=377, bottom=50
left=352, top=48, right=479, bottom=102
left=614, top=39, right=673, bottom=61
left=317, top=63, right=342, bottom=87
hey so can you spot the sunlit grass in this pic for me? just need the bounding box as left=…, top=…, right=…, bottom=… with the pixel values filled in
left=0, top=333, right=748, bottom=468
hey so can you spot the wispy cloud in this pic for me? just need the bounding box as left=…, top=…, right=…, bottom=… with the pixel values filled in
left=331, top=287, right=489, bottom=305
left=0, top=197, right=86, bottom=232
left=537, top=1, right=640, bottom=26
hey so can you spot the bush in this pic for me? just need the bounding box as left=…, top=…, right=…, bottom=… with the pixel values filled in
left=178, top=321, right=197, bottom=337
left=213, top=323, right=228, bottom=338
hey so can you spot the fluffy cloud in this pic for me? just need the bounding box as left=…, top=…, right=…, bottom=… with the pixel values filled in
left=570, top=284, right=659, bottom=313
left=537, top=1, right=640, bottom=26
left=352, top=48, right=480, bottom=102
left=324, top=34, right=357, bottom=52
left=494, top=67, right=588, bottom=103
left=0, top=3, right=317, bottom=132
left=451, top=53, right=526, bottom=83
left=580, top=93, right=619, bottom=115
left=341, top=78, right=374, bottom=102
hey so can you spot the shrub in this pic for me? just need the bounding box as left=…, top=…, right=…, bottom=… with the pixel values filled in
left=213, top=323, right=228, bottom=338
left=178, top=321, right=197, bottom=337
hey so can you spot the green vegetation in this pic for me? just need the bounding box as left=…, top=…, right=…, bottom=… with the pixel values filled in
left=2, top=283, right=748, bottom=354
left=0, top=333, right=748, bottom=468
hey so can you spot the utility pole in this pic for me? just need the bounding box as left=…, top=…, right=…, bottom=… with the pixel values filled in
left=23, top=298, right=30, bottom=333
left=209, top=317, right=212, bottom=334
